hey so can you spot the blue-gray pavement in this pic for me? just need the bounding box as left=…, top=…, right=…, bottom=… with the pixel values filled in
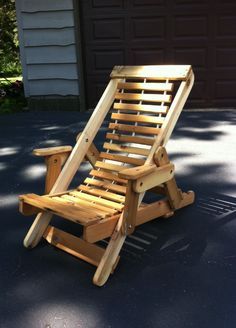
left=0, top=110, right=236, bottom=328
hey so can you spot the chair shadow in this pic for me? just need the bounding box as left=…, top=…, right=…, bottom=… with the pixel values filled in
left=118, top=193, right=236, bottom=270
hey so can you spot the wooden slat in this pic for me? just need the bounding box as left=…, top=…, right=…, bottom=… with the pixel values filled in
left=109, top=123, right=160, bottom=135
left=84, top=177, right=126, bottom=194
left=69, top=190, right=124, bottom=210
left=103, top=142, right=150, bottom=156
left=44, top=225, right=106, bottom=267
left=58, top=195, right=115, bottom=216
left=115, top=92, right=171, bottom=103
left=117, top=82, right=173, bottom=92
left=106, top=133, right=155, bottom=146
left=113, top=102, right=168, bottom=114
left=89, top=169, right=127, bottom=184
left=111, top=113, right=164, bottom=125
left=100, top=152, right=145, bottom=166
left=110, top=65, right=192, bottom=80
left=95, top=160, right=125, bottom=172
left=20, top=194, right=102, bottom=225
left=78, top=185, right=125, bottom=203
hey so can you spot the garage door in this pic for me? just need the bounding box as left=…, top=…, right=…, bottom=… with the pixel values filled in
left=80, top=0, right=236, bottom=108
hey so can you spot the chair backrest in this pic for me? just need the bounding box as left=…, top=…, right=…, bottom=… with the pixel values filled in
left=83, top=65, right=194, bottom=204
left=51, top=65, right=194, bottom=196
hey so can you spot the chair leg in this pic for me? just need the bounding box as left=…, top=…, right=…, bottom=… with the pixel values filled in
left=23, top=212, right=53, bottom=248
left=93, top=215, right=126, bottom=286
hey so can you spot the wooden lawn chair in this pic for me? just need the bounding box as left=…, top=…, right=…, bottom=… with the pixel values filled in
left=19, top=65, right=195, bottom=286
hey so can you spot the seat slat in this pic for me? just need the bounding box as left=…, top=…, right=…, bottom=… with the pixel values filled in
left=89, top=169, right=127, bottom=184
left=70, top=190, right=124, bottom=210
left=84, top=177, right=126, bottom=194
left=111, top=113, right=164, bottom=125
left=78, top=185, right=125, bottom=203
left=100, top=152, right=145, bottom=166
left=54, top=196, right=110, bottom=217
left=59, top=195, right=116, bottom=215
left=95, top=160, right=125, bottom=172
left=109, top=123, right=160, bottom=135
left=117, top=82, right=173, bottom=92
left=21, top=194, right=103, bottom=225
left=103, top=142, right=150, bottom=156
left=115, top=92, right=171, bottom=103
left=106, top=133, right=154, bottom=146
left=113, top=102, right=168, bottom=114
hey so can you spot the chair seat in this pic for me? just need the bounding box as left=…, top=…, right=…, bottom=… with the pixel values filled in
left=19, top=190, right=123, bottom=226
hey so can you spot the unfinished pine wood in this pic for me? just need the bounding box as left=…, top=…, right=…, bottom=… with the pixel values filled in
left=78, top=185, right=125, bottom=203
left=85, top=142, right=100, bottom=167
left=100, top=152, right=145, bottom=166
left=76, top=133, right=100, bottom=167
left=20, top=194, right=103, bottom=225
left=20, top=65, right=195, bottom=287
left=23, top=78, right=120, bottom=248
left=83, top=191, right=195, bottom=243
left=44, top=225, right=106, bottom=267
left=154, top=146, right=183, bottom=209
left=89, top=169, right=127, bottom=184
left=123, top=181, right=139, bottom=234
left=33, top=146, right=72, bottom=157
left=111, top=113, right=165, bottom=125
left=55, top=195, right=111, bottom=217
left=111, top=65, right=192, bottom=80
left=93, top=213, right=126, bottom=286
left=117, top=82, right=173, bottom=92
left=45, top=154, right=62, bottom=194
left=113, top=102, right=168, bottom=114
left=118, top=164, right=156, bottom=180
left=84, top=177, right=126, bottom=194
left=69, top=190, right=124, bottom=211
left=106, top=133, right=155, bottom=146
left=133, top=163, right=175, bottom=193
left=115, top=92, right=171, bottom=103
left=61, top=194, right=117, bottom=214
left=109, top=123, right=160, bottom=135
left=19, top=198, right=40, bottom=216
left=103, top=142, right=150, bottom=156
left=145, top=70, right=194, bottom=164
left=95, top=160, right=125, bottom=172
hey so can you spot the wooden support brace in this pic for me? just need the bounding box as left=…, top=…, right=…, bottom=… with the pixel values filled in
left=83, top=191, right=195, bottom=243
left=44, top=225, right=119, bottom=270
left=76, top=132, right=100, bottom=167
left=154, top=147, right=183, bottom=209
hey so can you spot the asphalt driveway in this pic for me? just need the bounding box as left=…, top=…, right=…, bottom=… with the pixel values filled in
left=0, top=109, right=236, bottom=328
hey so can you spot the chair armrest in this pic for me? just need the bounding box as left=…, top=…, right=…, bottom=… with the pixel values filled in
left=33, top=146, right=72, bottom=157
left=32, top=146, right=72, bottom=194
left=118, top=164, right=156, bottom=180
